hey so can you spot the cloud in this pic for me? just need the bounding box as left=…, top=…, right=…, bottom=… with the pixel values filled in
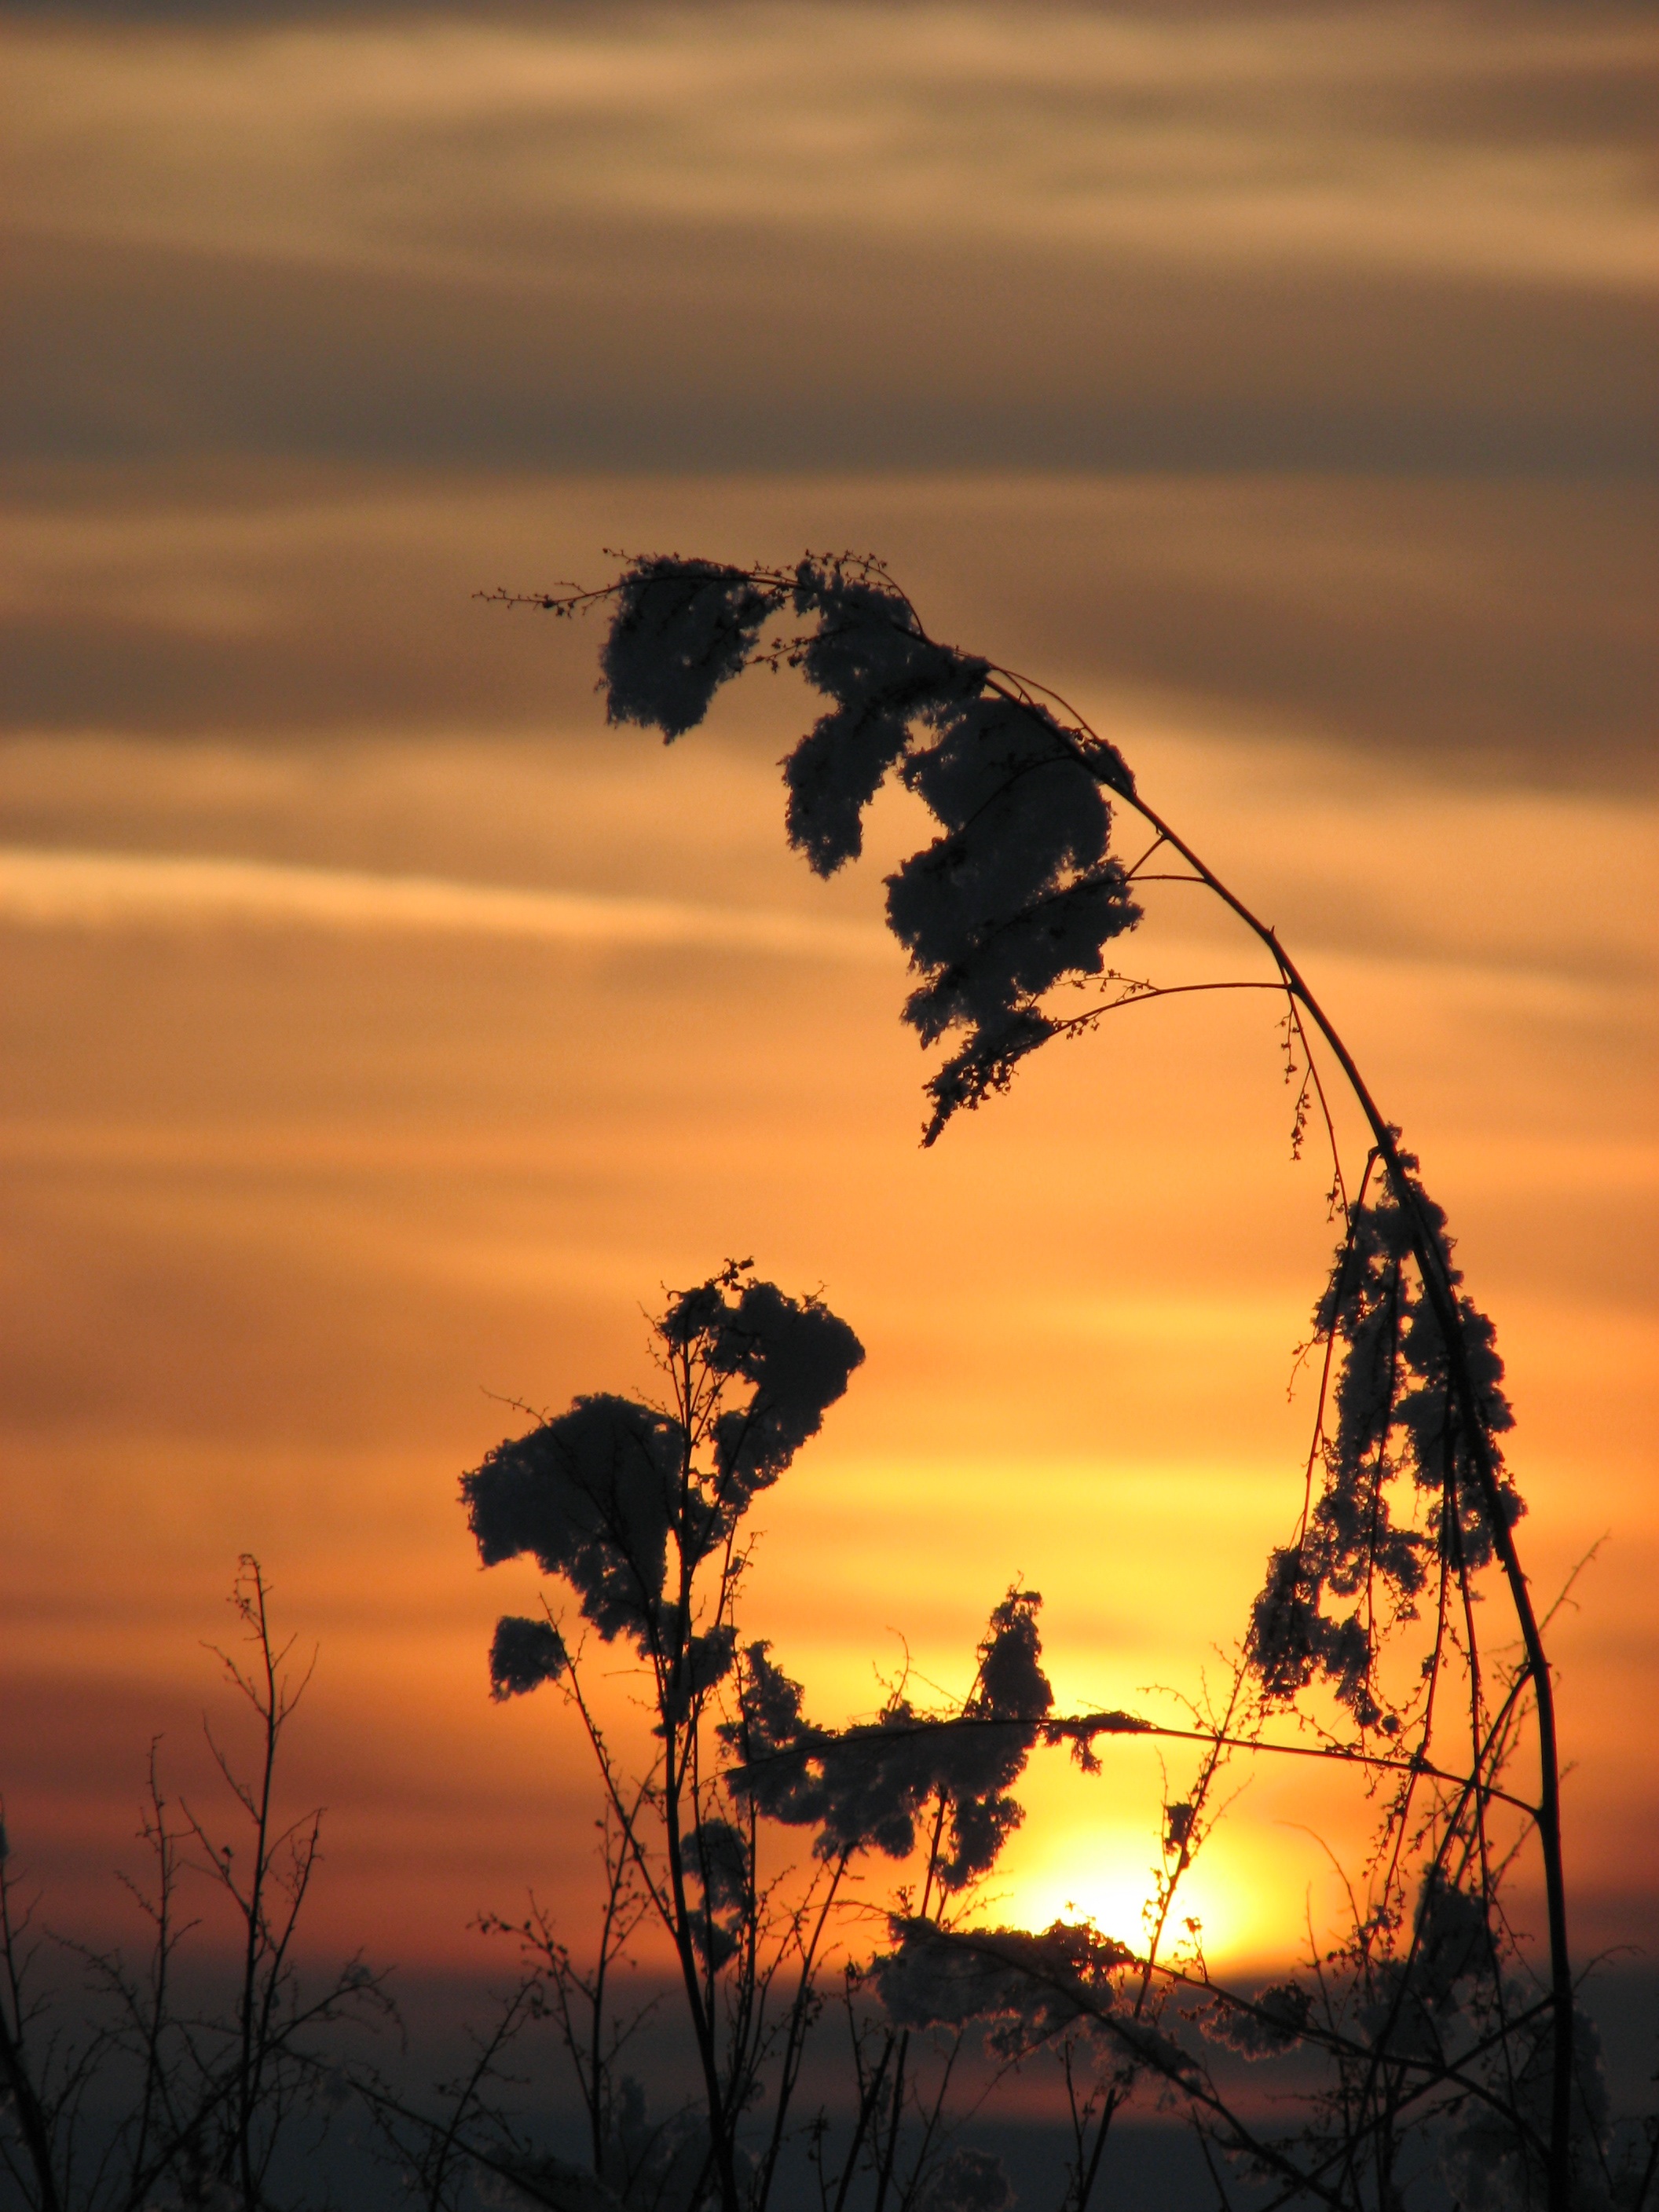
left=2, top=3, right=1654, bottom=473
left=1, top=5, right=1652, bottom=780
left=9, top=221, right=1651, bottom=477
left=8, top=7, right=1653, bottom=290
left=0, top=844, right=892, bottom=961
left=5, top=474, right=1653, bottom=789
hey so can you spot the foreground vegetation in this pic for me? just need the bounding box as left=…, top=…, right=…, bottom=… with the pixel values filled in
left=5, top=555, right=1654, bottom=2210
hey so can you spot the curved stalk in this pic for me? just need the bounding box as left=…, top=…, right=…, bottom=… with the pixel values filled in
left=1085, top=771, right=1573, bottom=2210
left=982, top=646, right=1568, bottom=2197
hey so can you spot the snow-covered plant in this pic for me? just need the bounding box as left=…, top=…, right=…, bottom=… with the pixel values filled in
left=1250, top=1154, right=1523, bottom=1734
left=467, top=551, right=1621, bottom=2210
left=458, top=1267, right=1079, bottom=2212
left=588, top=553, right=1141, bottom=1143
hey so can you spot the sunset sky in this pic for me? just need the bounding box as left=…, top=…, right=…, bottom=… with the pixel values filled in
left=2, top=0, right=1654, bottom=2013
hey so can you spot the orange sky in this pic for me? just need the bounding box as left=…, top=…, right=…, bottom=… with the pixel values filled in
left=2, top=4, right=1654, bottom=1997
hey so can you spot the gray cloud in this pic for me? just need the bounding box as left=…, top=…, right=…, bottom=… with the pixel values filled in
left=2, top=3, right=1654, bottom=473
left=3, top=472, right=1653, bottom=786
left=2, top=3, right=1653, bottom=784
left=7, top=218, right=1653, bottom=474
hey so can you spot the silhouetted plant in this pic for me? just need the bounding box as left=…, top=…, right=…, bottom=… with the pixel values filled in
left=448, top=1263, right=1085, bottom=2212
left=467, top=551, right=1644, bottom=2209
left=0, top=1558, right=388, bottom=2212
left=454, top=1256, right=1611, bottom=2211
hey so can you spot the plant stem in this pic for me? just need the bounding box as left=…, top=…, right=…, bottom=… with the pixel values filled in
left=1104, top=780, right=1574, bottom=2211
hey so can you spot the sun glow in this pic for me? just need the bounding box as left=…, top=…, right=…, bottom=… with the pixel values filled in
left=998, top=1823, right=1285, bottom=1970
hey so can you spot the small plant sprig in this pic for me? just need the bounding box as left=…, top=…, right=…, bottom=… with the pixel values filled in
left=0, top=1560, right=389, bottom=2212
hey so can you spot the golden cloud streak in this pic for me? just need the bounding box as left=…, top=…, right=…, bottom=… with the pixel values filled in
left=0, top=846, right=892, bottom=963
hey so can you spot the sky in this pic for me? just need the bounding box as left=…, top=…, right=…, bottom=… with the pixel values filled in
left=1, top=0, right=1655, bottom=2009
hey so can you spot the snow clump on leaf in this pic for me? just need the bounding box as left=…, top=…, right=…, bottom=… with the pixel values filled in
left=872, top=1917, right=1133, bottom=2056
left=918, top=2148, right=1016, bottom=2212
left=1248, top=1155, right=1521, bottom=1730
left=727, top=1587, right=1053, bottom=1885
left=602, top=557, right=783, bottom=739
left=592, top=553, right=1143, bottom=1142
left=488, top=1615, right=568, bottom=1700
left=462, top=1267, right=862, bottom=1687
left=1201, top=1979, right=1315, bottom=2059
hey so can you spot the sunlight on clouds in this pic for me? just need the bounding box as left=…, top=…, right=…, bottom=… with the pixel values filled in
left=1085, top=720, right=1659, bottom=989
left=0, top=845, right=891, bottom=963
